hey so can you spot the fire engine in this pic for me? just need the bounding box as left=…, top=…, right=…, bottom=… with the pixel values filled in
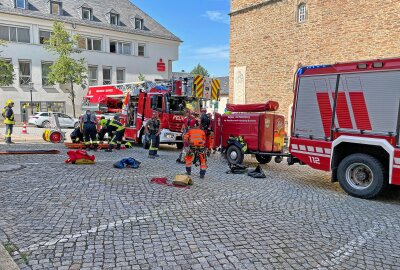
left=82, top=75, right=221, bottom=149
left=216, top=57, right=400, bottom=199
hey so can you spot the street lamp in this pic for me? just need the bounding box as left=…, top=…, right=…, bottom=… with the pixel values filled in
left=29, top=82, right=34, bottom=115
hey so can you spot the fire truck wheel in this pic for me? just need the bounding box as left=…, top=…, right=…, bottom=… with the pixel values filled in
left=226, top=145, right=244, bottom=165
left=176, top=142, right=184, bottom=150
left=337, top=153, right=387, bottom=199
left=255, top=154, right=272, bottom=164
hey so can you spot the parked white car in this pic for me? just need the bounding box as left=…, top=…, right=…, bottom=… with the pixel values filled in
left=28, top=112, right=80, bottom=128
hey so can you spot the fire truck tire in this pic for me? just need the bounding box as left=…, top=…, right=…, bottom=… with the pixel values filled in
left=176, top=142, right=184, bottom=150
left=337, top=153, right=387, bottom=199
left=255, top=154, right=272, bottom=164
left=226, top=145, right=244, bottom=165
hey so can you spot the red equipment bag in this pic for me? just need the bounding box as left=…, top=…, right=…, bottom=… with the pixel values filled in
left=65, top=150, right=95, bottom=164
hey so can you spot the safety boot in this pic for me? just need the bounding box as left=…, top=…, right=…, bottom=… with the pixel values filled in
left=186, top=167, right=191, bottom=176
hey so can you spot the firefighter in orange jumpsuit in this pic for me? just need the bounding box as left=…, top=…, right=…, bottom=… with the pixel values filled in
left=184, top=124, right=207, bottom=178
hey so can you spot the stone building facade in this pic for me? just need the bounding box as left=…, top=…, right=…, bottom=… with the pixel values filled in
left=230, top=0, right=400, bottom=115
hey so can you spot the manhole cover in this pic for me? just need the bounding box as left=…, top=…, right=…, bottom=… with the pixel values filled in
left=0, top=165, right=24, bottom=172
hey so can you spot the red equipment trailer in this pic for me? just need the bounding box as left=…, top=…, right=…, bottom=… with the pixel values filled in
left=213, top=101, right=286, bottom=164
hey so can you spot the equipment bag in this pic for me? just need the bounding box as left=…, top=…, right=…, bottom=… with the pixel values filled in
left=173, top=174, right=193, bottom=186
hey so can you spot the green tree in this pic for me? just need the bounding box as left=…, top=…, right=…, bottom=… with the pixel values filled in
left=138, top=73, right=146, bottom=81
left=190, top=63, right=210, bottom=77
left=45, top=21, right=87, bottom=117
left=0, top=40, right=14, bottom=86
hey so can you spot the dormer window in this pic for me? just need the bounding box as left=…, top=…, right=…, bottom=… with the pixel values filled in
left=110, top=13, right=119, bottom=25
left=135, top=18, right=143, bottom=30
left=50, top=1, right=62, bottom=15
left=15, top=0, right=27, bottom=9
left=82, top=7, right=92, bottom=20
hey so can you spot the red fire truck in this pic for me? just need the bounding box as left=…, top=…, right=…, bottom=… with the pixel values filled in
left=216, top=57, right=400, bottom=199
left=82, top=76, right=221, bottom=149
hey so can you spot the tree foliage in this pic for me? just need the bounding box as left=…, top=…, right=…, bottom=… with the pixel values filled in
left=138, top=73, right=146, bottom=81
left=190, top=63, right=210, bottom=77
left=0, top=40, right=15, bottom=86
left=45, top=21, right=87, bottom=117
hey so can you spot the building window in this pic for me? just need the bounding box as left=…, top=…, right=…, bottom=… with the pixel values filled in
left=116, top=68, right=125, bottom=84
left=88, top=66, right=98, bottom=86
left=298, top=3, right=306, bottom=23
left=110, top=41, right=131, bottom=55
left=110, top=13, right=119, bottom=25
left=15, top=0, right=26, bottom=9
left=138, top=43, right=146, bottom=57
left=39, top=30, right=52, bottom=44
left=78, top=37, right=102, bottom=51
left=103, top=67, right=112, bottom=85
left=0, top=25, right=30, bottom=43
left=41, top=62, right=53, bottom=86
left=82, top=7, right=92, bottom=20
left=50, top=1, right=62, bottom=15
left=135, top=18, right=143, bottom=30
left=19, top=60, right=31, bottom=86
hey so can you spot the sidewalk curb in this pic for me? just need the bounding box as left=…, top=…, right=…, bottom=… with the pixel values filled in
left=0, top=243, right=19, bottom=270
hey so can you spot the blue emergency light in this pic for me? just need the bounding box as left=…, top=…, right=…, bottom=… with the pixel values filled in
left=297, top=65, right=332, bottom=75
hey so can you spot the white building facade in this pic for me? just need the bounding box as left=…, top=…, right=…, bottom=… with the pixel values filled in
left=0, top=0, right=181, bottom=120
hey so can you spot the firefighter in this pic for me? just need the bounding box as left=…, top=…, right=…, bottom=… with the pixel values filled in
left=70, top=123, right=84, bottom=143
left=145, top=111, right=161, bottom=158
left=176, top=110, right=198, bottom=163
left=2, top=99, right=15, bottom=144
left=184, top=123, right=207, bottom=178
left=200, top=108, right=210, bottom=132
left=105, top=115, right=125, bottom=152
left=98, top=116, right=112, bottom=144
left=81, top=110, right=98, bottom=150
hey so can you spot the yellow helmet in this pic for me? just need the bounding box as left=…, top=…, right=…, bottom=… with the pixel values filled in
left=5, top=99, right=14, bottom=106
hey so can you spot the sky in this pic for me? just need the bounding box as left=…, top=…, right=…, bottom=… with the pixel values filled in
left=132, top=0, right=230, bottom=77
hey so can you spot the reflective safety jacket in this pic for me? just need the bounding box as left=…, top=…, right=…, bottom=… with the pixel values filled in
left=99, top=118, right=110, bottom=128
left=108, top=119, right=125, bottom=132
left=2, top=106, right=15, bottom=125
left=184, top=128, right=206, bottom=147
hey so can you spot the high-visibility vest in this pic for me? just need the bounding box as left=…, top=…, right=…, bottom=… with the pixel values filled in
left=185, top=128, right=206, bottom=147
left=2, top=106, right=15, bottom=125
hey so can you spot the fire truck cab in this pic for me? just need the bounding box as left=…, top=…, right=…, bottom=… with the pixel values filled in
left=290, top=57, right=400, bottom=198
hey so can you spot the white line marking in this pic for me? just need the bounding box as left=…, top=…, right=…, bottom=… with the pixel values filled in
left=290, top=150, right=330, bottom=158
left=317, top=221, right=386, bottom=269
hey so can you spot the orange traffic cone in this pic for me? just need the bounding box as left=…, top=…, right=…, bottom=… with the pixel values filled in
left=21, top=122, right=28, bottom=134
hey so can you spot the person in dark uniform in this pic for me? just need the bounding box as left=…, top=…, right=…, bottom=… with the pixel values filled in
left=145, top=111, right=161, bottom=158
left=2, top=99, right=15, bottom=144
left=81, top=110, right=98, bottom=150
left=98, top=116, right=112, bottom=144
left=70, top=124, right=84, bottom=143
left=105, top=115, right=125, bottom=152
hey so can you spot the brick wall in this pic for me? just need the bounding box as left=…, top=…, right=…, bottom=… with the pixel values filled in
left=230, top=0, right=400, bottom=115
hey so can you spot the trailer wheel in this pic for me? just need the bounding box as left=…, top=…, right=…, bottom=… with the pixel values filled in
left=176, top=142, right=184, bottom=150
left=226, top=145, right=244, bottom=165
left=255, top=154, right=272, bottom=164
left=337, top=153, right=387, bottom=199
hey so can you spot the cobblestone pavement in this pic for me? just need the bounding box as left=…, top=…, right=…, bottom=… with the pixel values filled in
left=0, top=143, right=400, bottom=270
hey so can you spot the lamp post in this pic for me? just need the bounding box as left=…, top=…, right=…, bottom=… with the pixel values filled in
left=29, top=82, right=34, bottom=115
